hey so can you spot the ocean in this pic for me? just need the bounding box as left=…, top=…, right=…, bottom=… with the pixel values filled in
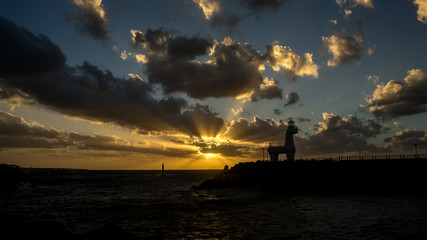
left=1, top=169, right=427, bottom=239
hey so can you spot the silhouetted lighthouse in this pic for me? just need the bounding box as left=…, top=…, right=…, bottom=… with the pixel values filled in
left=267, top=119, right=298, bottom=161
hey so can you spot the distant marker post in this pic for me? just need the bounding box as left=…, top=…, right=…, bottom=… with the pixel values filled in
left=162, top=162, right=165, bottom=176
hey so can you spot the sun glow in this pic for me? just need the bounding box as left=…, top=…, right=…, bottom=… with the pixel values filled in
left=204, top=153, right=218, bottom=158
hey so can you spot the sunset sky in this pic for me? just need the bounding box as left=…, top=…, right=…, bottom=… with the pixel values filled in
left=1, top=0, right=426, bottom=169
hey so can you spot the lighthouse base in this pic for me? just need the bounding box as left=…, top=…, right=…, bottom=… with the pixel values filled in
left=267, top=146, right=295, bottom=161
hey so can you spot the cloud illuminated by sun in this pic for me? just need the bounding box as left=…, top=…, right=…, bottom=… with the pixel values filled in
left=201, top=135, right=228, bottom=145
left=192, top=0, right=220, bottom=20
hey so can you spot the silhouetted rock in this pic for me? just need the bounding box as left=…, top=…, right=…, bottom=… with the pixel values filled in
left=0, top=164, right=26, bottom=193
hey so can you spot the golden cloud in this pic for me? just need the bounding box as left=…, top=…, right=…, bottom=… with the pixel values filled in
left=265, top=44, right=319, bottom=80
left=363, top=69, right=427, bottom=118
left=414, top=0, right=427, bottom=23
left=192, top=0, right=221, bottom=20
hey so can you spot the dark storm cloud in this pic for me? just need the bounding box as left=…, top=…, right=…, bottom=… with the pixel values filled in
left=192, top=0, right=291, bottom=29
left=68, top=0, right=109, bottom=42
left=363, top=69, right=427, bottom=119
left=0, top=111, right=196, bottom=157
left=133, top=29, right=266, bottom=99
left=209, top=0, right=292, bottom=29
left=0, top=135, right=67, bottom=149
left=384, top=129, right=427, bottom=151
left=249, top=79, right=283, bottom=102
left=0, top=17, right=225, bottom=137
left=296, top=113, right=384, bottom=155
left=250, top=85, right=282, bottom=101
left=315, top=113, right=384, bottom=138
left=3, top=60, right=180, bottom=133
left=4, top=60, right=224, bottom=137
left=284, top=91, right=299, bottom=106
left=133, top=28, right=317, bottom=99
left=240, top=0, right=291, bottom=14
left=224, top=113, right=386, bottom=155
left=0, top=111, right=68, bottom=148
left=0, top=86, right=35, bottom=107
left=0, top=17, right=66, bottom=77
left=132, top=28, right=214, bottom=59
left=67, top=132, right=196, bottom=157
left=169, top=37, right=214, bottom=60
left=0, top=88, right=29, bottom=101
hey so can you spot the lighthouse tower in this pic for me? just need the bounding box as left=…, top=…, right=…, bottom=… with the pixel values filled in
left=267, top=119, right=298, bottom=161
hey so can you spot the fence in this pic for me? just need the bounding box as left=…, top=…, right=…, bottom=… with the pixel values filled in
left=297, top=153, right=427, bottom=161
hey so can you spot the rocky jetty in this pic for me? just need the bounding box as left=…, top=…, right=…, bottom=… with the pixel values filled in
left=196, top=159, right=427, bottom=195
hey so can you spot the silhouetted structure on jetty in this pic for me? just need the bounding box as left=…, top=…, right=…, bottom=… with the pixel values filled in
left=196, top=120, right=427, bottom=194
left=267, top=119, right=298, bottom=161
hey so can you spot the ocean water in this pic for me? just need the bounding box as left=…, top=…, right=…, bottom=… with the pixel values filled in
left=1, top=169, right=427, bottom=239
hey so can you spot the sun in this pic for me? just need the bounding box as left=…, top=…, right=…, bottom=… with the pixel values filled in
left=204, top=153, right=218, bottom=158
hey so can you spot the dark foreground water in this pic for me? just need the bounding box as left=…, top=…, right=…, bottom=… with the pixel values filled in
left=1, top=169, right=427, bottom=239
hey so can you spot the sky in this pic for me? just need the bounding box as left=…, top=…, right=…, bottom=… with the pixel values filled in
left=0, top=0, right=426, bottom=170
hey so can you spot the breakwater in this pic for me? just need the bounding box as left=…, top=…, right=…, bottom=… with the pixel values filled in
left=196, top=159, right=427, bottom=195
